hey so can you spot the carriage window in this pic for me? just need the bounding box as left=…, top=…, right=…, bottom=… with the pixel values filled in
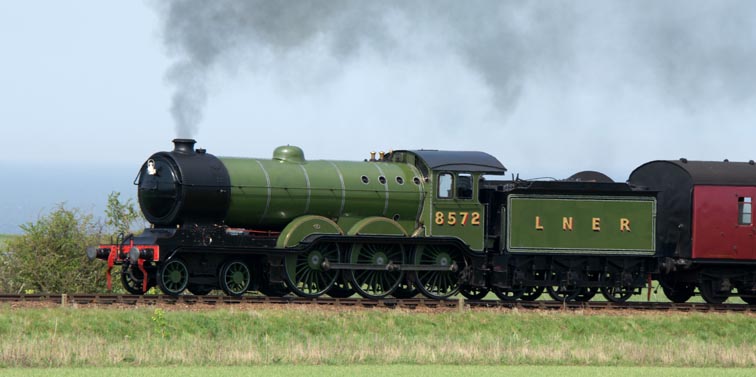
left=457, top=173, right=473, bottom=199
left=438, top=173, right=453, bottom=199
left=739, top=197, right=752, bottom=225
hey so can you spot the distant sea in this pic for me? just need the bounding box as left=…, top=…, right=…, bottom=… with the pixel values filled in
left=0, top=162, right=140, bottom=234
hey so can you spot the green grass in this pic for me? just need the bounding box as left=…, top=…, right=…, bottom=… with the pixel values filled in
left=1, top=365, right=756, bottom=377
left=0, top=306, right=753, bottom=368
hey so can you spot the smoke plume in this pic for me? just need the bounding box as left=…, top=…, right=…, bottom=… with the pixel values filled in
left=155, top=0, right=756, bottom=139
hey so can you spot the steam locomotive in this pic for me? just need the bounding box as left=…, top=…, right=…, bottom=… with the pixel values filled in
left=87, top=139, right=756, bottom=304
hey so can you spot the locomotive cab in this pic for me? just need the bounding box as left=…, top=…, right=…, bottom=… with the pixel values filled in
left=389, top=150, right=507, bottom=251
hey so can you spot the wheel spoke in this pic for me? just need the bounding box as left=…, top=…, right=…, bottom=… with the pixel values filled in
left=355, top=270, right=369, bottom=281
left=413, top=245, right=463, bottom=299
left=157, top=259, right=188, bottom=296
left=317, top=271, right=329, bottom=289
left=220, top=260, right=251, bottom=296
left=349, top=243, right=403, bottom=299
left=284, top=244, right=338, bottom=298
left=429, top=273, right=440, bottom=294
left=121, top=264, right=147, bottom=294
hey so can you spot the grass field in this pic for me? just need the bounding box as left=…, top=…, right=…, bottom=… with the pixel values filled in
left=2, top=365, right=756, bottom=377
left=0, top=306, right=753, bottom=368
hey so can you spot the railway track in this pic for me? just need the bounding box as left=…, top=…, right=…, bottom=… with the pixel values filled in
left=0, top=293, right=753, bottom=312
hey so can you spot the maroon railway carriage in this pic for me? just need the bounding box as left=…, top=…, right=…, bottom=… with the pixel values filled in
left=629, top=159, right=756, bottom=304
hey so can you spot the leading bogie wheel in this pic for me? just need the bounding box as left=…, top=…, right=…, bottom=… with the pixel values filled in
left=413, top=245, right=464, bottom=299
left=157, top=258, right=189, bottom=296
left=284, top=242, right=340, bottom=298
left=220, top=260, right=252, bottom=296
left=121, top=263, right=147, bottom=295
left=348, top=243, right=405, bottom=299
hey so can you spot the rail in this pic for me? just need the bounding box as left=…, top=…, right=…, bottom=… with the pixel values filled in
left=0, top=294, right=753, bottom=313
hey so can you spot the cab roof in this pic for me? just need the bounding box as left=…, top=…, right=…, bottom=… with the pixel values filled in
left=401, top=149, right=507, bottom=174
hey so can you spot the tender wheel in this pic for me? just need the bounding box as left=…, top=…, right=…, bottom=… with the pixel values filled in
left=188, top=285, right=213, bottom=295
left=698, top=278, right=729, bottom=304
left=327, top=273, right=355, bottom=298
left=547, top=285, right=580, bottom=301
left=600, top=286, right=634, bottom=303
left=157, top=259, right=189, bottom=296
left=284, top=243, right=340, bottom=298
left=413, top=245, right=465, bottom=299
left=492, top=287, right=523, bottom=301
left=121, top=263, right=147, bottom=294
left=220, top=260, right=251, bottom=297
left=661, top=281, right=695, bottom=303
left=520, top=286, right=545, bottom=301
left=575, top=287, right=598, bottom=302
left=348, top=243, right=405, bottom=299
left=460, top=286, right=489, bottom=300
left=392, top=281, right=419, bottom=298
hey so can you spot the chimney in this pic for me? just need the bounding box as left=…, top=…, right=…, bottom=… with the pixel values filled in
left=173, top=138, right=196, bottom=154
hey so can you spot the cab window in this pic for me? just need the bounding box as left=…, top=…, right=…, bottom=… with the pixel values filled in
left=438, top=173, right=453, bottom=199
left=457, top=173, right=473, bottom=199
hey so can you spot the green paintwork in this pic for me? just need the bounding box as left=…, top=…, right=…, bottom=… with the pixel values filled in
left=217, top=147, right=501, bottom=253
left=507, top=195, right=656, bottom=255
left=276, top=215, right=342, bottom=248
left=220, top=149, right=424, bottom=234
left=346, top=217, right=408, bottom=236
left=272, top=145, right=305, bottom=163
left=425, top=172, right=486, bottom=251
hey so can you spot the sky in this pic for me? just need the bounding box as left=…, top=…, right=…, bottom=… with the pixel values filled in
left=1, top=1, right=755, bottom=233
